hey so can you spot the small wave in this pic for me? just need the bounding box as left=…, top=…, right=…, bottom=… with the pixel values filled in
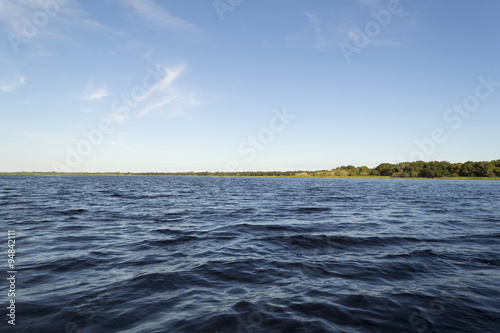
left=321, top=195, right=363, bottom=202
left=155, top=228, right=186, bottom=235
left=25, top=257, right=101, bottom=273
left=57, top=224, right=90, bottom=231
left=262, top=234, right=422, bottom=251
left=147, top=235, right=201, bottom=247
left=281, top=207, right=332, bottom=214
left=472, top=257, right=500, bottom=267
left=114, top=193, right=174, bottom=200
left=231, top=223, right=294, bottom=233
left=57, top=208, right=88, bottom=215
left=382, top=248, right=440, bottom=259
left=227, top=207, right=258, bottom=216
left=124, top=272, right=199, bottom=293
left=154, top=217, right=184, bottom=223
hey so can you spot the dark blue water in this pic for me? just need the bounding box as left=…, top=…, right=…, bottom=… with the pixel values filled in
left=1, top=176, right=499, bottom=332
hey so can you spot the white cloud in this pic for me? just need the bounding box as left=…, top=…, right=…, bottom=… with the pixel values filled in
left=0, top=0, right=94, bottom=56
left=354, top=0, right=388, bottom=11
left=0, top=0, right=83, bottom=37
left=305, top=12, right=333, bottom=49
left=151, top=65, right=185, bottom=92
left=82, top=19, right=128, bottom=38
left=108, top=63, right=199, bottom=121
left=125, top=0, right=199, bottom=33
left=144, top=48, right=155, bottom=59
left=285, top=0, right=413, bottom=52
left=0, top=75, right=26, bottom=92
left=79, top=84, right=111, bottom=101
left=286, top=12, right=338, bottom=50
left=138, top=91, right=197, bottom=118
left=138, top=64, right=199, bottom=118
left=338, top=4, right=410, bottom=48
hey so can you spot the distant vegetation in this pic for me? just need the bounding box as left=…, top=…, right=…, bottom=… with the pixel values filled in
left=315, top=160, right=500, bottom=178
left=2, top=160, right=500, bottom=179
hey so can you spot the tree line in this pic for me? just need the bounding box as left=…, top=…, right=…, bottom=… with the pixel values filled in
left=321, top=160, right=500, bottom=178
left=4, top=159, right=499, bottom=178
left=89, top=160, right=500, bottom=178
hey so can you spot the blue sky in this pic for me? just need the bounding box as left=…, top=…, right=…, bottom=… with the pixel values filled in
left=1, top=0, right=499, bottom=172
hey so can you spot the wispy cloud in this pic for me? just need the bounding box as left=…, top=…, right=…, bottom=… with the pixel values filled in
left=0, top=0, right=94, bottom=57
left=337, top=2, right=411, bottom=48
left=144, top=48, right=155, bottom=59
left=125, top=0, right=200, bottom=33
left=0, top=0, right=83, bottom=38
left=79, top=83, right=111, bottom=101
left=291, top=4, right=411, bottom=51
left=137, top=64, right=199, bottom=118
left=340, top=24, right=363, bottom=43
left=139, top=91, right=198, bottom=118
left=82, top=19, right=128, bottom=38
left=354, top=0, right=388, bottom=11
left=285, top=12, right=337, bottom=50
left=305, top=12, right=333, bottom=49
left=108, top=63, right=199, bottom=122
left=0, top=74, right=25, bottom=92
left=0, top=0, right=38, bottom=34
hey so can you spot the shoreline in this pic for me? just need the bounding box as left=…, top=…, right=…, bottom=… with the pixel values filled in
left=1, top=172, right=499, bottom=180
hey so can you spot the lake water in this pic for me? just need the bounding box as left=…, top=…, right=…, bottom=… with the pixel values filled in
left=1, top=176, right=499, bottom=332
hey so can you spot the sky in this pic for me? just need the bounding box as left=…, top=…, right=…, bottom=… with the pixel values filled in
left=1, top=0, right=499, bottom=172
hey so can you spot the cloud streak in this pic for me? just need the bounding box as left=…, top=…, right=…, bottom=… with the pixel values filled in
left=305, top=12, right=333, bottom=49
left=80, top=84, right=111, bottom=101
left=0, top=75, right=26, bottom=92
left=0, top=0, right=83, bottom=37
left=107, top=63, right=199, bottom=122
left=125, top=0, right=199, bottom=33
left=137, top=64, right=199, bottom=118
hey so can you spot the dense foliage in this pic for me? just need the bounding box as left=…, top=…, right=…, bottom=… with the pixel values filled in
left=321, top=160, right=500, bottom=178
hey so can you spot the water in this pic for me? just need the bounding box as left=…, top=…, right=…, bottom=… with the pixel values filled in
left=1, top=176, right=499, bottom=332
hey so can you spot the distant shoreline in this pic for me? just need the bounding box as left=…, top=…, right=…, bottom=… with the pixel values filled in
left=3, top=159, right=500, bottom=180
left=1, top=172, right=499, bottom=181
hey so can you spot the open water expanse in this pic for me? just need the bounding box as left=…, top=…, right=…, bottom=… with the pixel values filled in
left=1, top=175, right=499, bottom=332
